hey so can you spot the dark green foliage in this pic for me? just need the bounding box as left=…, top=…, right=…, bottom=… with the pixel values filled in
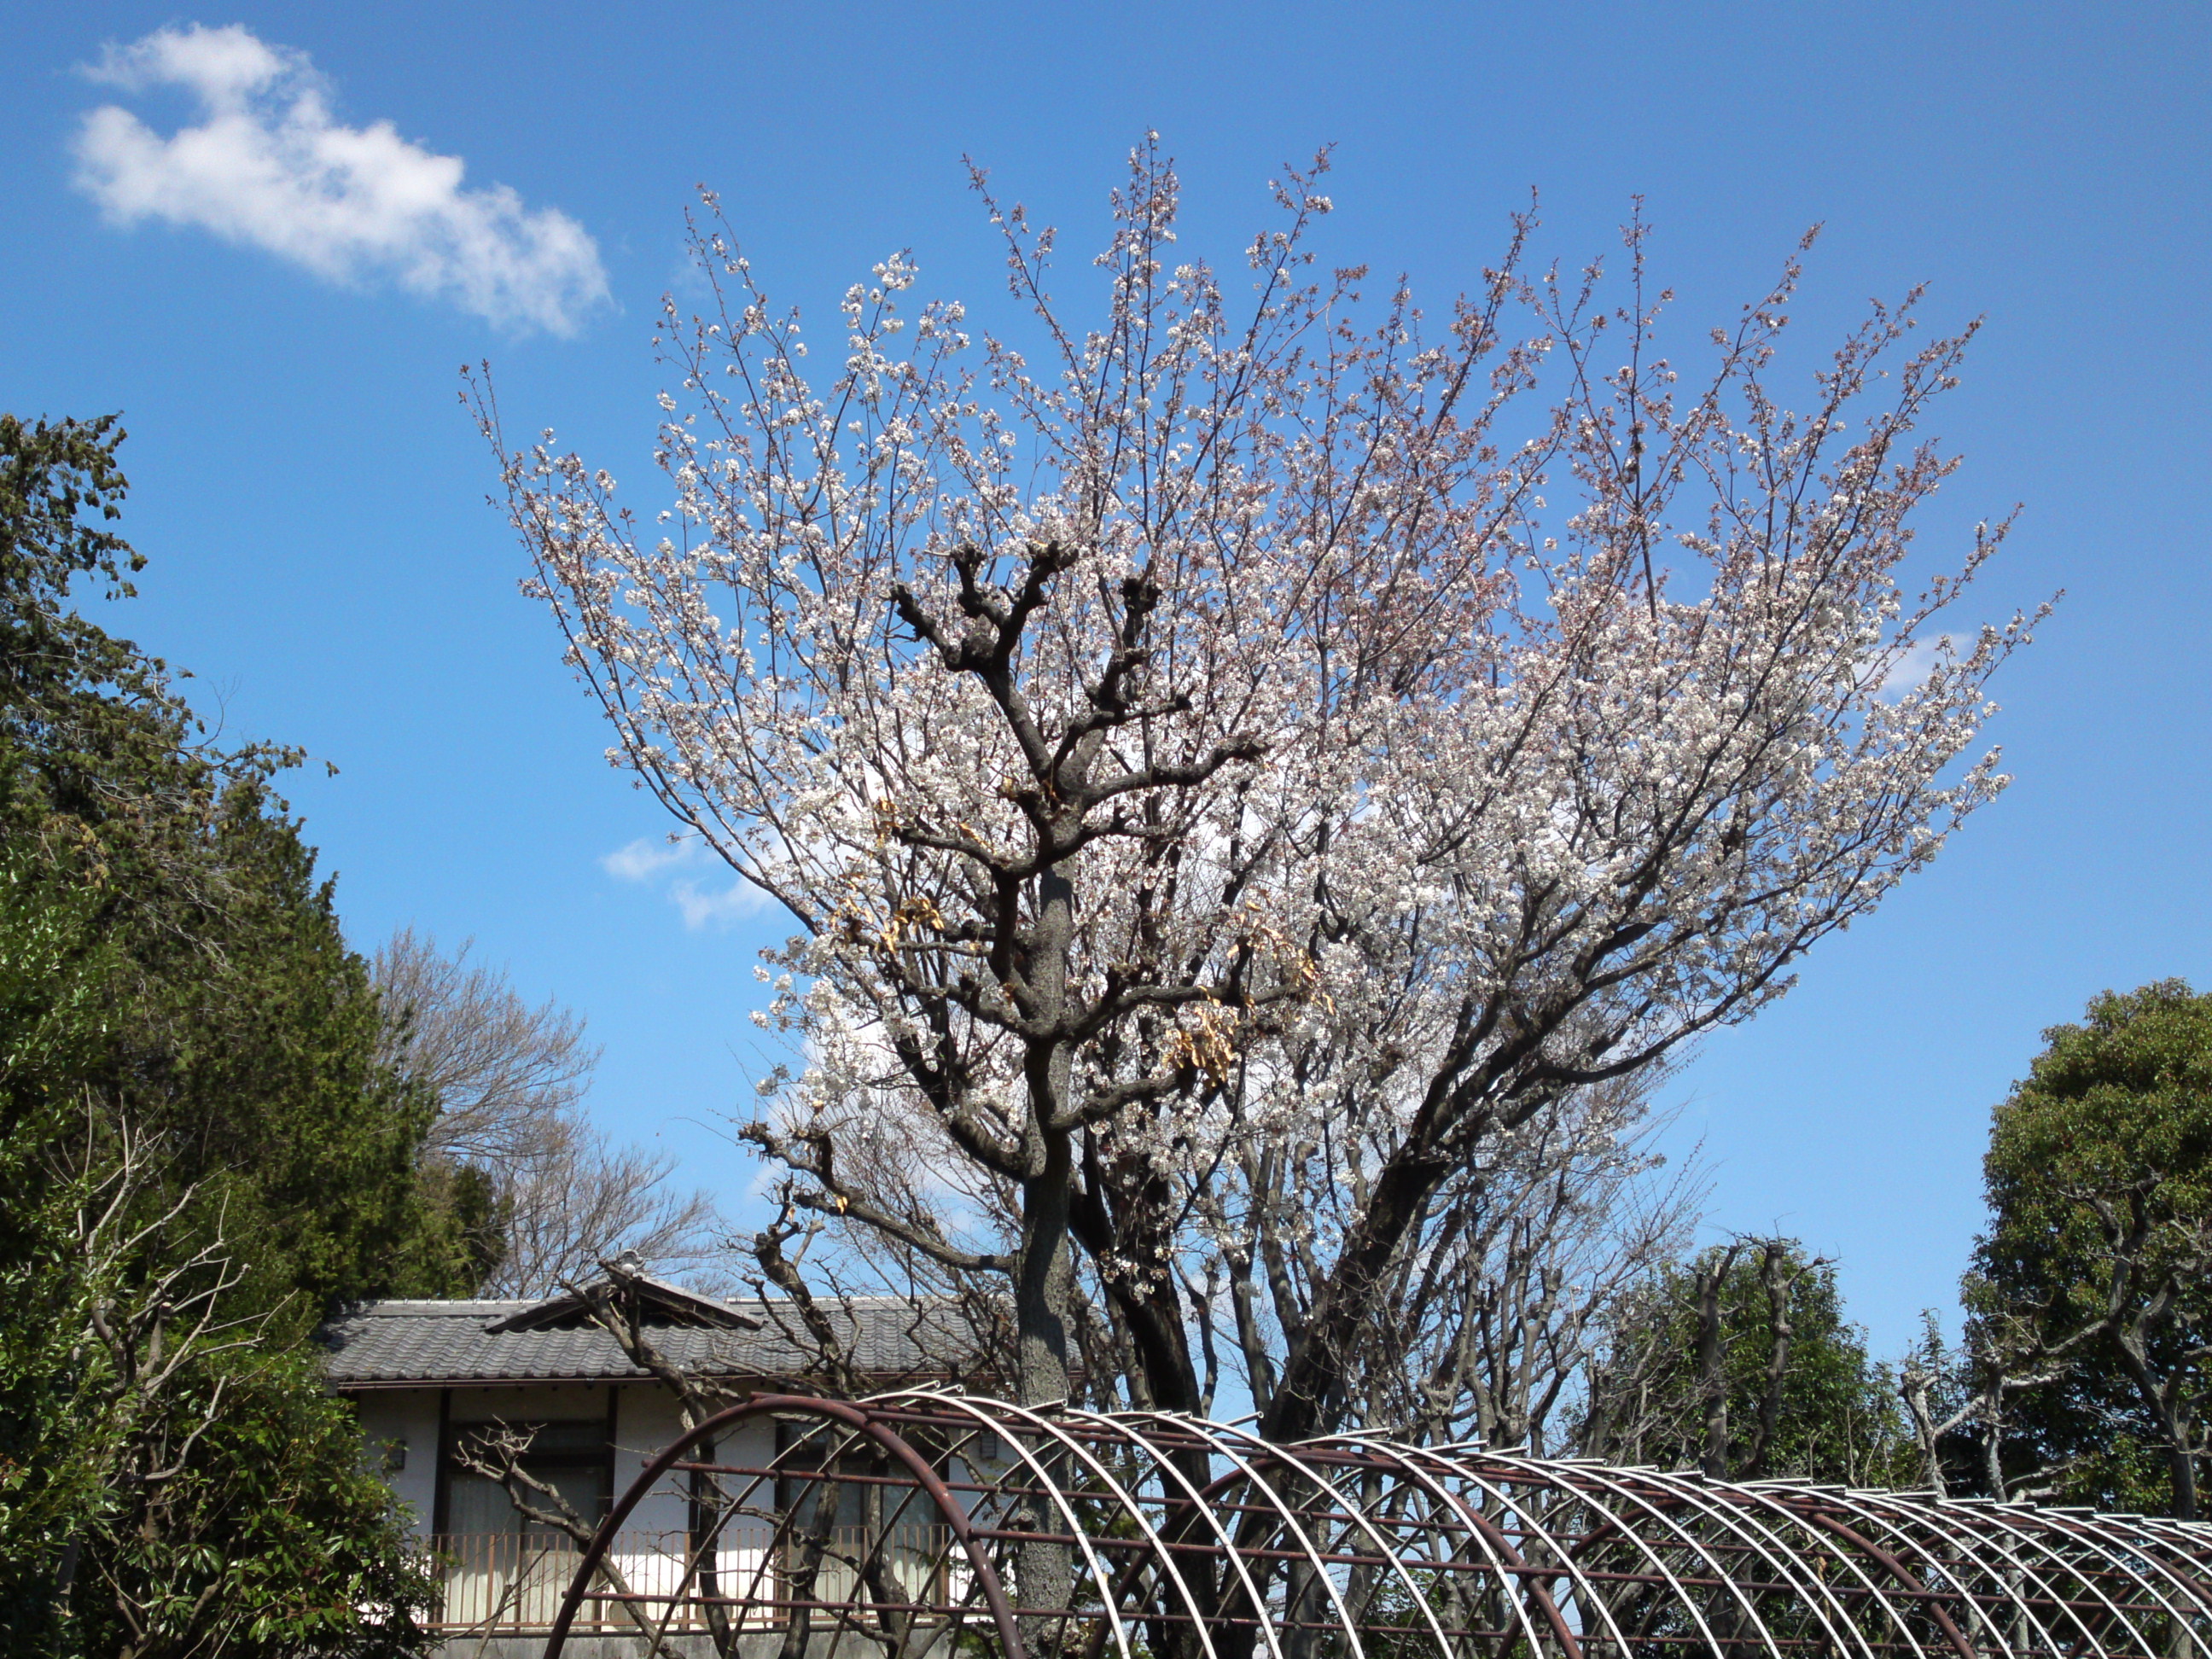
left=0, top=410, right=494, bottom=1318
left=0, top=867, right=119, bottom=1642
left=1578, top=1239, right=1913, bottom=1486
left=0, top=944, right=435, bottom=1655
left=1968, top=980, right=2212, bottom=1516
left=0, top=411, right=467, bottom=1653
left=68, top=1354, right=435, bottom=1659
left=110, top=784, right=500, bottom=1317
left=0, top=411, right=275, bottom=914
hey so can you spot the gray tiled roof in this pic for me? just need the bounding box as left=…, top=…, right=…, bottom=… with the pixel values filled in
left=318, top=1295, right=978, bottom=1388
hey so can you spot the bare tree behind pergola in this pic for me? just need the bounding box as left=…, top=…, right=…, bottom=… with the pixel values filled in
left=544, top=1392, right=2212, bottom=1659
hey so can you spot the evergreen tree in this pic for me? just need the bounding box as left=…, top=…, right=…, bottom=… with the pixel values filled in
left=1968, top=981, right=2212, bottom=1517
left=0, top=412, right=496, bottom=1314
left=0, top=411, right=482, bottom=1653
left=1579, top=1239, right=1914, bottom=1486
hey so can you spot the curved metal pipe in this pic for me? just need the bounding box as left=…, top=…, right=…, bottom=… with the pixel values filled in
left=540, top=1394, right=1027, bottom=1659
left=529, top=1387, right=2212, bottom=1659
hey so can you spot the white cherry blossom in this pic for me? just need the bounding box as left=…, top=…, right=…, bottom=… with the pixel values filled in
left=480, top=143, right=2040, bottom=1430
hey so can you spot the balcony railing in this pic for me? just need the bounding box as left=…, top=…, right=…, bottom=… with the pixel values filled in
left=426, top=1526, right=955, bottom=1633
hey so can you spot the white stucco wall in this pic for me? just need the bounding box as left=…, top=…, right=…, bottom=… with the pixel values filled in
left=612, top=1384, right=687, bottom=1539
left=351, top=1391, right=441, bottom=1540
left=719, top=1416, right=776, bottom=1483
left=611, top=1390, right=777, bottom=1529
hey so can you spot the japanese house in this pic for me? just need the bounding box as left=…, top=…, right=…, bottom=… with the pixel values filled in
left=318, top=1266, right=973, bottom=1648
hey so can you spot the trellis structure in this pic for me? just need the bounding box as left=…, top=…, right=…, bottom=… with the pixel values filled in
left=544, top=1389, right=2212, bottom=1659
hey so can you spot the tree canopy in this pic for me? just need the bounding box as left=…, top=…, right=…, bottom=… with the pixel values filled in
left=0, top=411, right=493, bottom=1319
left=0, top=410, right=455, bottom=1656
left=1969, top=980, right=2212, bottom=1517
left=1577, top=1237, right=1913, bottom=1485
left=492, top=151, right=2034, bottom=1443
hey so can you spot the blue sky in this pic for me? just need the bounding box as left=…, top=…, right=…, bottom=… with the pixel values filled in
left=4, top=1, right=2206, bottom=1358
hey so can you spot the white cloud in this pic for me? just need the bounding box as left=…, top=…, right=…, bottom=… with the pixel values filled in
left=602, top=834, right=707, bottom=882
left=670, top=877, right=771, bottom=931
left=1876, top=633, right=1964, bottom=701
left=72, top=24, right=608, bottom=334
left=602, top=835, right=767, bottom=931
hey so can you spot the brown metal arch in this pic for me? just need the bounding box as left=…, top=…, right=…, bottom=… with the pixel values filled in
left=519, top=1389, right=2212, bottom=1659
left=1311, top=1437, right=1588, bottom=1659
left=539, top=1393, right=1027, bottom=1659
left=1767, top=1494, right=1981, bottom=1659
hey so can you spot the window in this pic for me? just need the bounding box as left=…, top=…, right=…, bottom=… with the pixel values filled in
left=771, top=1417, right=942, bottom=1607
left=445, top=1419, right=612, bottom=1539
left=438, top=1419, right=613, bottom=1628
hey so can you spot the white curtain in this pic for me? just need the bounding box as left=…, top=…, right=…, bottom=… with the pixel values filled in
left=443, top=1464, right=606, bottom=1627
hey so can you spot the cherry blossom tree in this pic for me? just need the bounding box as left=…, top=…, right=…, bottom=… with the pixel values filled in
left=1273, top=1072, right=1704, bottom=1451
left=480, top=138, right=2038, bottom=1438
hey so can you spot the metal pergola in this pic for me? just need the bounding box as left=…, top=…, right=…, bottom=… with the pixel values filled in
left=544, top=1389, right=2212, bottom=1659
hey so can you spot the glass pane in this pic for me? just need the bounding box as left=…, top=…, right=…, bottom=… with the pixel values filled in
left=448, top=1470, right=518, bottom=1535
left=524, top=1463, right=608, bottom=1539
left=528, top=1421, right=609, bottom=1457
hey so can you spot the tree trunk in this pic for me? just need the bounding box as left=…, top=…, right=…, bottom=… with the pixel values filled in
left=1015, top=1150, right=1074, bottom=1409
left=2168, top=1438, right=2198, bottom=1522
left=2115, top=1319, right=2200, bottom=1522
left=1260, top=1135, right=1453, bottom=1442
left=1693, top=1247, right=1738, bottom=1479
left=1016, top=870, right=1076, bottom=1650
left=1743, top=1242, right=1794, bottom=1478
